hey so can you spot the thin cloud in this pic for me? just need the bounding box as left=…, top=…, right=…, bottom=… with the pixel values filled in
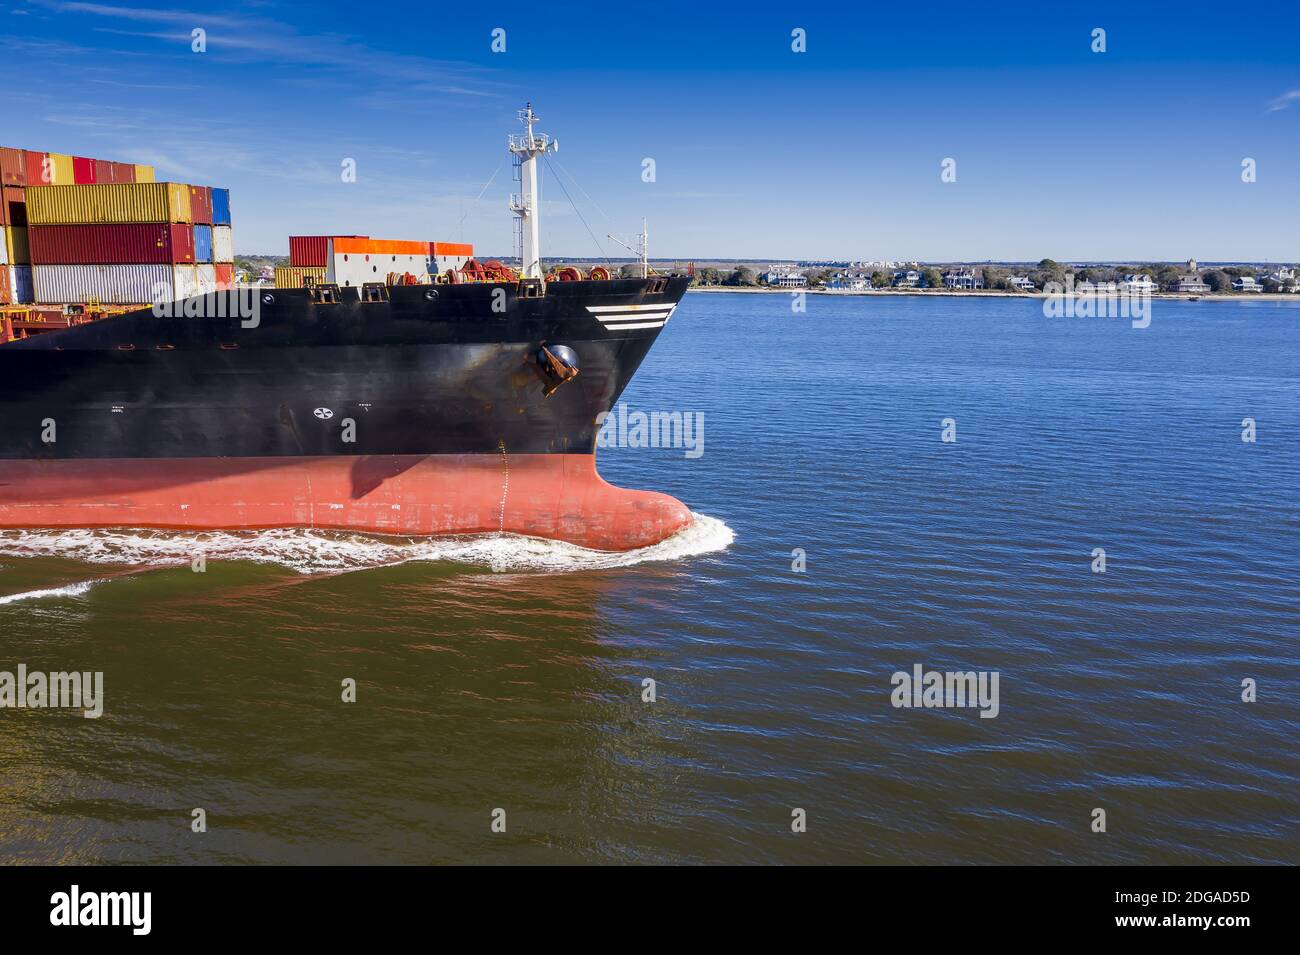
left=1267, top=88, right=1300, bottom=112
left=33, top=0, right=505, bottom=95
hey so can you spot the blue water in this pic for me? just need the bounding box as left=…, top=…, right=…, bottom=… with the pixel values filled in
left=0, top=291, right=1296, bottom=863
left=598, top=291, right=1300, bottom=863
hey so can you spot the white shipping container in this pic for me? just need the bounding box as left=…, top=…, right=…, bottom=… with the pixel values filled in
left=0, top=227, right=8, bottom=266
left=328, top=252, right=430, bottom=288
left=32, top=264, right=199, bottom=305
left=10, top=265, right=34, bottom=304
left=212, top=225, right=234, bottom=263
left=195, top=264, right=217, bottom=294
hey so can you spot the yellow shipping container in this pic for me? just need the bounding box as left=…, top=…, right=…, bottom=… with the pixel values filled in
left=48, top=153, right=75, bottom=185
left=134, top=164, right=156, bottom=183
left=5, top=225, right=30, bottom=265
left=25, top=182, right=193, bottom=225
left=274, top=266, right=327, bottom=288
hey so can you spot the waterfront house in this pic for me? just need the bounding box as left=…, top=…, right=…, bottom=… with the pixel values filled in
left=1121, top=274, right=1157, bottom=294
left=1169, top=273, right=1209, bottom=293
left=893, top=270, right=921, bottom=288
left=1007, top=276, right=1035, bottom=291
left=1076, top=280, right=1119, bottom=294
left=829, top=269, right=871, bottom=291
left=1264, top=266, right=1297, bottom=288
left=762, top=268, right=806, bottom=288
left=1232, top=276, right=1262, bottom=292
left=942, top=268, right=985, bottom=290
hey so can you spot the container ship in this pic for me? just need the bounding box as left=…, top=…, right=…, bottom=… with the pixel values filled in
left=0, top=106, right=692, bottom=551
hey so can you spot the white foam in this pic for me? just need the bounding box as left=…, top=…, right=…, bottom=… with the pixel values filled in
left=0, top=579, right=100, bottom=604
left=0, top=513, right=734, bottom=576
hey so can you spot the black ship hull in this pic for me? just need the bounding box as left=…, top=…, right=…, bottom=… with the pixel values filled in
left=0, top=276, right=693, bottom=550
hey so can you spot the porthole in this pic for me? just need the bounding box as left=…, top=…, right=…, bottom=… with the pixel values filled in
left=424, top=289, right=438, bottom=301
left=262, top=293, right=274, bottom=305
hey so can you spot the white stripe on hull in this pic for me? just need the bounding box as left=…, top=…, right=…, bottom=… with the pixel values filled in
left=586, top=302, right=678, bottom=332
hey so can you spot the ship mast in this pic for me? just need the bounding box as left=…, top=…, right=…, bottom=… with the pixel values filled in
left=606, top=218, right=649, bottom=278
left=508, top=103, right=556, bottom=279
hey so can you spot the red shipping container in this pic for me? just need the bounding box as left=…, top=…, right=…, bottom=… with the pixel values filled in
left=111, top=162, right=135, bottom=183
left=214, top=263, right=234, bottom=290
left=289, top=235, right=368, bottom=267
left=0, top=266, right=11, bottom=305
left=72, top=156, right=96, bottom=184
left=188, top=185, right=212, bottom=224
left=24, top=151, right=52, bottom=185
left=3, top=185, right=25, bottom=227
left=28, top=223, right=196, bottom=265
left=0, top=148, right=26, bottom=187
left=93, top=159, right=113, bottom=184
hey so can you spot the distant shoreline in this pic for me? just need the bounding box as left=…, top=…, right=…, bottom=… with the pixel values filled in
left=686, top=286, right=1300, bottom=302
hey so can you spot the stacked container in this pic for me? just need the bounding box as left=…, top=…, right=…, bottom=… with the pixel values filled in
left=211, top=188, right=233, bottom=289
left=0, top=145, right=159, bottom=304
left=25, top=181, right=231, bottom=305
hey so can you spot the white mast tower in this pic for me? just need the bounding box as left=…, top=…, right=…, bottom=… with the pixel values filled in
left=508, top=103, right=557, bottom=279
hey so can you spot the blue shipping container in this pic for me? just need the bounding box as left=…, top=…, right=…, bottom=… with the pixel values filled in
left=210, top=188, right=231, bottom=226
left=10, top=265, right=33, bottom=303
left=193, top=224, right=213, bottom=263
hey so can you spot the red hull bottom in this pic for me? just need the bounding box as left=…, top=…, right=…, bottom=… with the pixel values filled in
left=0, top=453, right=692, bottom=552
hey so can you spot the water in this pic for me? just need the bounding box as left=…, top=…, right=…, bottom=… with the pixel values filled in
left=1, top=292, right=1297, bottom=864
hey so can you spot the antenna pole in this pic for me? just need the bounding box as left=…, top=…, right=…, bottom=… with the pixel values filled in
left=508, top=103, right=556, bottom=279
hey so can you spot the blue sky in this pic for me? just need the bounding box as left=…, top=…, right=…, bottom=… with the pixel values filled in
left=3, top=0, right=1299, bottom=262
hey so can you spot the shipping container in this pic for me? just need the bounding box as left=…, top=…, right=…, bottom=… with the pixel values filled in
left=49, top=153, right=74, bottom=184
left=289, top=235, right=367, bottom=267
left=110, top=162, right=136, bottom=183
left=3, top=185, right=24, bottom=228
left=333, top=237, right=429, bottom=256
left=274, top=266, right=327, bottom=288
left=5, top=225, right=29, bottom=265
left=0, top=227, right=7, bottom=266
left=134, top=164, right=155, bottom=183
left=25, top=151, right=50, bottom=185
left=195, top=263, right=217, bottom=294
left=193, top=224, right=214, bottom=263
left=210, top=188, right=231, bottom=226
left=25, top=182, right=193, bottom=225
left=329, top=238, right=430, bottom=288
left=212, top=225, right=233, bottom=263
left=72, top=156, right=97, bottom=184
left=0, top=147, right=26, bottom=187
left=28, top=223, right=195, bottom=265
left=0, top=264, right=10, bottom=305
left=189, top=185, right=212, bottom=224
left=9, top=264, right=34, bottom=303
left=214, top=263, right=234, bottom=290
left=94, top=159, right=114, bottom=184
left=32, top=263, right=198, bottom=305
